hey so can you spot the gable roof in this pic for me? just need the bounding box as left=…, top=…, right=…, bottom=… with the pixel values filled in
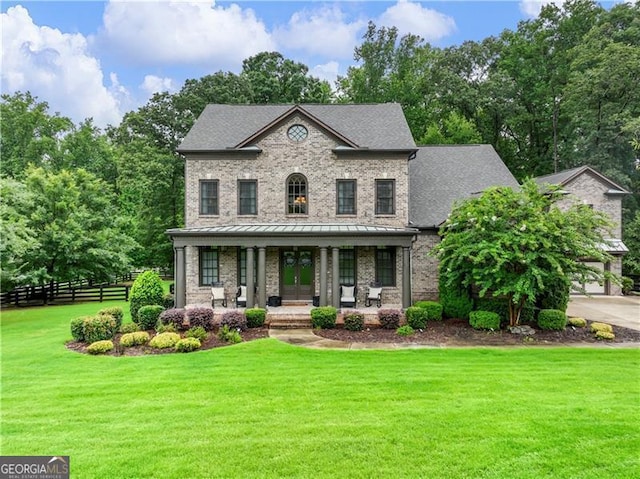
left=409, top=145, right=520, bottom=228
left=534, top=166, right=630, bottom=194
left=177, top=103, right=416, bottom=152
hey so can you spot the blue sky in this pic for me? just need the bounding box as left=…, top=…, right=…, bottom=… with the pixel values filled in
left=0, top=1, right=585, bottom=128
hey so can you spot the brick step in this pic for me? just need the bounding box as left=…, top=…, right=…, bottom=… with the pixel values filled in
left=268, top=313, right=312, bottom=329
left=269, top=321, right=313, bottom=329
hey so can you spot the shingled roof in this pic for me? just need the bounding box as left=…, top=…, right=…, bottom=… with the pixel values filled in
left=409, top=145, right=520, bottom=228
left=534, top=166, right=630, bottom=195
left=177, top=103, right=417, bottom=152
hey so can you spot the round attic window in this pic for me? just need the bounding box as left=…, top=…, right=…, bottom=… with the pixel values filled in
left=287, top=124, right=308, bottom=142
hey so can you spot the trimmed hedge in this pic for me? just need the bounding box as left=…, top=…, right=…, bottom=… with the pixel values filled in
left=87, top=340, right=113, bottom=355
left=70, top=316, right=87, bottom=342
left=378, top=309, right=401, bottom=329
left=149, top=332, right=181, bottom=349
left=159, top=308, right=186, bottom=330
left=175, top=337, right=201, bottom=352
left=120, top=331, right=150, bottom=347
left=137, top=304, right=164, bottom=330
left=221, top=310, right=248, bottom=331
left=537, top=309, right=567, bottom=331
left=246, top=308, right=266, bottom=328
left=343, top=311, right=365, bottom=331
left=187, top=307, right=215, bottom=331
left=98, top=307, right=124, bottom=329
left=311, top=307, right=337, bottom=329
left=405, top=306, right=428, bottom=330
left=129, top=271, right=164, bottom=323
left=82, top=315, right=117, bottom=343
left=469, top=311, right=501, bottom=330
left=438, top=277, right=473, bottom=320
left=396, top=325, right=415, bottom=336
left=414, top=301, right=443, bottom=321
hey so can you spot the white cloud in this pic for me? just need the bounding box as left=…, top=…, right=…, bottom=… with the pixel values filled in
left=310, top=61, right=341, bottom=85
left=99, top=0, right=275, bottom=70
left=378, top=0, right=456, bottom=41
left=1, top=5, right=124, bottom=128
left=141, top=75, right=178, bottom=97
left=519, top=0, right=558, bottom=18
left=273, top=6, right=365, bottom=59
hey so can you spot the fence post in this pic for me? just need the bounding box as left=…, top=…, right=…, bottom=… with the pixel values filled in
left=125, top=286, right=129, bottom=301
left=100, top=285, right=104, bottom=302
left=72, top=287, right=76, bottom=303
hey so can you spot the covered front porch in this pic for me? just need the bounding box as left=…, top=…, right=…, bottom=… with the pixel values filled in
left=166, top=224, right=418, bottom=310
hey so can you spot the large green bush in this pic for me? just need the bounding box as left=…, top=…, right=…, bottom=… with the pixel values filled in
left=98, top=307, right=124, bottom=329
left=82, top=315, right=117, bottom=343
left=405, top=307, right=428, bottom=329
left=414, top=301, right=443, bottom=321
left=137, top=305, right=164, bottom=330
left=70, top=316, right=87, bottom=342
left=343, top=311, right=364, bottom=331
left=245, top=308, right=266, bottom=328
left=438, top=277, right=473, bottom=320
left=311, top=307, right=337, bottom=329
left=474, top=297, right=535, bottom=325
left=536, top=275, right=570, bottom=312
left=469, top=311, right=501, bottom=331
left=537, top=309, right=567, bottom=331
left=129, top=271, right=164, bottom=324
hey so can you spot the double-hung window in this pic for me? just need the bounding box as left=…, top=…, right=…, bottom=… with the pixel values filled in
left=199, top=247, right=219, bottom=286
left=200, top=180, right=219, bottom=215
left=375, top=247, right=396, bottom=286
left=337, top=180, right=356, bottom=215
left=375, top=179, right=395, bottom=215
left=339, top=247, right=357, bottom=285
left=238, top=180, right=257, bottom=215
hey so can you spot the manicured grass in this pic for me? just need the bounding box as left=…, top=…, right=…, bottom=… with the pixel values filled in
left=1, top=301, right=639, bottom=478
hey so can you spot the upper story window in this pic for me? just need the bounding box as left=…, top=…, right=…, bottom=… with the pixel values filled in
left=238, top=180, right=257, bottom=215
left=287, top=124, right=308, bottom=142
left=375, top=179, right=395, bottom=215
left=287, top=173, right=307, bottom=215
left=200, top=180, right=219, bottom=215
left=337, top=179, right=356, bottom=215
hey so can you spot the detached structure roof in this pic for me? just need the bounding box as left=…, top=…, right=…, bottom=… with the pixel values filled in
left=178, top=103, right=417, bottom=152
left=534, top=166, right=630, bottom=195
left=409, top=145, right=520, bottom=228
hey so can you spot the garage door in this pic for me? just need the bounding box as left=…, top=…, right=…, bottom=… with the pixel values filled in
left=573, top=262, right=605, bottom=294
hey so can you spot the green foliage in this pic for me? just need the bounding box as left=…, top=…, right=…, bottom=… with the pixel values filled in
left=82, top=315, right=117, bottom=343
left=311, top=307, right=337, bottom=329
left=536, top=275, right=570, bottom=312
left=245, top=308, right=266, bottom=328
left=129, top=271, right=164, bottom=323
left=621, top=277, right=634, bottom=295
left=414, top=301, right=443, bottom=321
left=185, top=326, right=208, bottom=343
left=158, top=308, right=186, bottom=330
left=162, top=293, right=175, bottom=309
left=119, top=331, right=150, bottom=347
left=537, top=309, right=567, bottom=331
left=149, top=332, right=181, bottom=349
left=405, top=307, right=428, bottom=330
left=567, top=317, right=587, bottom=328
left=86, top=340, right=114, bottom=355
left=378, top=309, right=401, bottom=329
left=187, top=307, right=215, bottom=331
left=474, top=298, right=535, bottom=325
left=595, top=330, right=615, bottom=341
left=623, top=212, right=640, bottom=276
left=396, top=325, right=415, bottom=336
left=137, top=304, right=164, bottom=330
left=469, top=311, right=501, bottom=331
left=98, top=307, right=124, bottom=329
left=70, top=316, right=87, bottom=342
left=155, top=323, right=177, bottom=334
left=119, top=322, right=140, bottom=334
left=438, top=278, right=473, bottom=320
left=590, top=322, right=613, bottom=334
left=175, top=337, right=201, bottom=353
left=217, top=325, right=242, bottom=344
left=419, top=112, right=482, bottom=145
left=220, top=310, right=248, bottom=331
left=343, top=311, right=365, bottom=331
left=435, top=180, right=614, bottom=326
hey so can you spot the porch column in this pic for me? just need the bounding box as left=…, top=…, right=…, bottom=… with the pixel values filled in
left=174, top=245, right=186, bottom=308
left=319, top=247, right=328, bottom=306
left=332, top=247, right=340, bottom=309
left=257, top=247, right=267, bottom=308
left=402, top=246, right=411, bottom=309
left=246, top=247, right=255, bottom=308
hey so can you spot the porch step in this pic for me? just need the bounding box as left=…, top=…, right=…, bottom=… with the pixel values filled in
left=268, top=313, right=312, bottom=329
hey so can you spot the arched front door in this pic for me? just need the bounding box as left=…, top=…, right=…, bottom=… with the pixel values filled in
left=280, top=248, right=315, bottom=300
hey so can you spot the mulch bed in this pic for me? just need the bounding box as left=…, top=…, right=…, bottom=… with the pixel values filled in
left=315, top=318, right=640, bottom=346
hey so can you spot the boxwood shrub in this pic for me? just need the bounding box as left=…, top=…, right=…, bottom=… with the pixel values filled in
left=82, top=315, right=117, bottom=343
left=378, top=309, right=401, bottom=329
left=119, top=331, right=150, bottom=347
left=70, top=316, right=87, bottom=342
left=162, top=293, right=175, bottom=309
left=245, top=308, right=266, bottom=328
left=149, top=332, right=181, bottom=349
left=98, top=307, right=124, bottom=329
left=590, top=322, right=613, bottom=334
left=187, top=307, right=215, bottom=331
left=405, top=306, right=428, bottom=329
left=119, top=322, right=140, bottom=334
left=87, top=340, right=114, bottom=355
left=396, top=325, right=415, bottom=336
left=159, top=308, right=186, bottom=330
left=129, top=270, right=164, bottom=323
left=469, top=310, right=501, bottom=330
left=175, top=337, right=201, bottom=352
left=137, top=304, right=164, bottom=330
left=311, top=306, right=337, bottom=329
left=343, top=311, right=365, bottom=331
left=221, top=310, right=248, bottom=331
left=537, top=309, right=567, bottom=331
left=567, top=317, right=587, bottom=328
left=414, top=301, right=443, bottom=321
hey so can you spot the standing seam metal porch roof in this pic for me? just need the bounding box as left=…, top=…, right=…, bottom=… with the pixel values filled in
left=166, top=224, right=419, bottom=236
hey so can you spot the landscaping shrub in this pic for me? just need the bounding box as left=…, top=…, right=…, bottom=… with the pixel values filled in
left=621, top=276, right=634, bottom=295
left=246, top=308, right=266, bottom=328
left=218, top=325, right=242, bottom=344
left=414, top=301, right=443, bottom=321
left=438, top=277, right=473, bottom=319
left=129, top=270, right=164, bottom=323
left=536, top=276, right=570, bottom=312
left=159, top=308, right=186, bottom=330
left=378, top=309, right=401, bottom=329
left=537, top=309, right=567, bottom=331
left=149, top=332, right=181, bottom=349
left=405, top=306, right=428, bottom=329
left=137, top=304, right=164, bottom=330
left=119, top=322, right=140, bottom=334
left=567, top=317, right=587, bottom=328
left=590, top=322, right=613, bottom=334
left=156, top=323, right=177, bottom=333
left=185, top=326, right=208, bottom=342
left=220, top=310, right=248, bottom=331
left=343, top=311, right=365, bottom=331
left=474, top=297, right=535, bottom=325
left=98, top=307, right=124, bottom=329
left=82, top=315, right=117, bottom=343
left=595, top=330, right=615, bottom=340
left=70, top=316, right=87, bottom=342
left=162, top=293, right=175, bottom=309
left=175, top=337, right=201, bottom=352
left=311, top=307, right=337, bottom=329
left=87, top=340, right=114, bottom=355
left=469, top=311, right=501, bottom=330
left=396, top=325, right=415, bottom=336
left=187, top=307, right=215, bottom=331
left=119, top=331, right=150, bottom=347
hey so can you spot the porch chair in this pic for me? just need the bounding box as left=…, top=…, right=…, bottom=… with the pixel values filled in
left=236, top=285, right=247, bottom=308
left=210, top=282, right=227, bottom=308
left=340, top=284, right=358, bottom=308
left=364, top=282, right=382, bottom=308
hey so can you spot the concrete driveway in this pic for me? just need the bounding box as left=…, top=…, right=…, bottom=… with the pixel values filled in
left=567, top=295, right=640, bottom=331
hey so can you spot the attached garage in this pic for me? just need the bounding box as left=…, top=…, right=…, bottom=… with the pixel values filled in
left=573, top=261, right=606, bottom=294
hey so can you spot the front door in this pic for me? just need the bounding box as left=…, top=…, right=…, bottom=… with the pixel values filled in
left=281, top=249, right=315, bottom=300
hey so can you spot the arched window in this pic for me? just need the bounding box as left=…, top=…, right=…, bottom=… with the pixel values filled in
left=287, top=173, right=307, bottom=214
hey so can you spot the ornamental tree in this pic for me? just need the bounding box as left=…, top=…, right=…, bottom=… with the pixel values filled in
left=434, top=179, right=615, bottom=327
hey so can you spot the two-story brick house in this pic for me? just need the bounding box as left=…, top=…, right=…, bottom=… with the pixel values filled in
left=167, top=103, right=524, bottom=309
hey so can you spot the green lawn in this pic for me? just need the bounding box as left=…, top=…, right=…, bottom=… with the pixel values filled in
left=1, top=301, right=639, bottom=478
